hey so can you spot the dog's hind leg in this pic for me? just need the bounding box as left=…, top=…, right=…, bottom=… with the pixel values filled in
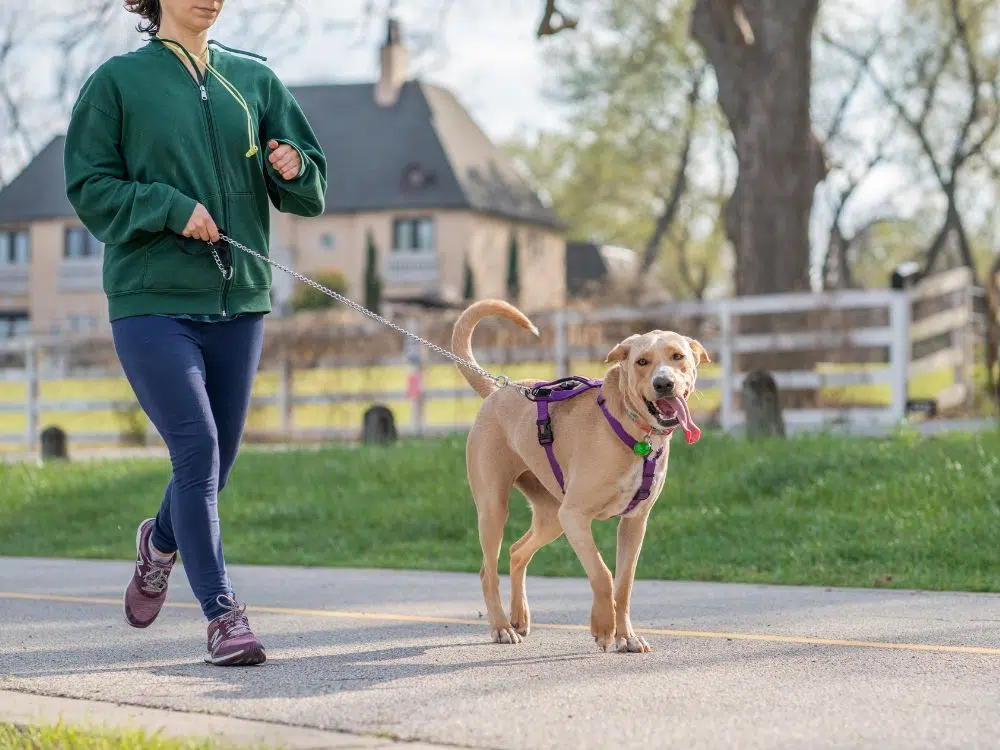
left=467, top=432, right=523, bottom=645
left=508, top=472, right=562, bottom=639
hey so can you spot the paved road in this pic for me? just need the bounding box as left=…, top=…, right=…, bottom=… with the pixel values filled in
left=3, top=558, right=1000, bottom=749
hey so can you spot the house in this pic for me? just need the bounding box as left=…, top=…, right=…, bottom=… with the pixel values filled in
left=566, top=241, right=641, bottom=299
left=0, top=19, right=565, bottom=338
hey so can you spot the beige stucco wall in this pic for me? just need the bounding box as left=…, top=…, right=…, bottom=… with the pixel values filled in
left=26, top=219, right=106, bottom=331
left=271, top=208, right=565, bottom=313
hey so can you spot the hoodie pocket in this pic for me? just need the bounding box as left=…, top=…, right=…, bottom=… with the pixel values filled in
left=142, top=233, right=222, bottom=292
left=226, top=192, right=271, bottom=290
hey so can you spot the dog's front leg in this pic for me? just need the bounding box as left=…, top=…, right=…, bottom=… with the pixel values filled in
left=614, top=514, right=653, bottom=653
left=558, top=505, right=616, bottom=651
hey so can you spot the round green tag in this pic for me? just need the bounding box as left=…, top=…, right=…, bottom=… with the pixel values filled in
left=633, top=441, right=652, bottom=457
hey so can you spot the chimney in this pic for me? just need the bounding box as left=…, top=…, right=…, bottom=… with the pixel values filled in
left=374, top=18, right=408, bottom=107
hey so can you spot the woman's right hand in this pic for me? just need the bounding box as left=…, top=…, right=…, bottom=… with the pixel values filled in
left=182, top=203, right=220, bottom=243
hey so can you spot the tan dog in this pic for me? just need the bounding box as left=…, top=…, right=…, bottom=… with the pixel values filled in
left=452, top=300, right=709, bottom=653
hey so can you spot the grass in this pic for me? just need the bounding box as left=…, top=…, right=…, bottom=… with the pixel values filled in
left=0, top=722, right=259, bottom=749
left=3, top=428, right=1000, bottom=592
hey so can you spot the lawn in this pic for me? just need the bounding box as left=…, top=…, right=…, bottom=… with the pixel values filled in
left=3, top=429, right=1000, bottom=591
left=0, top=722, right=257, bottom=750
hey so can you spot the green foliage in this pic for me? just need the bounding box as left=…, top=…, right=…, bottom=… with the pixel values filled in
left=5, top=431, right=1000, bottom=591
left=364, top=230, right=382, bottom=315
left=505, top=232, right=520, bottom=301
left=463, top=254, right=476, bottom=300
left=504, top=0, right=732, bottom=299
left=289, top=268, right=348, bottom=312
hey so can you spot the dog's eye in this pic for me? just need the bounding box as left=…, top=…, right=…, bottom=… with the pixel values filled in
left=672, top=352, right=684, bottom=361
left=636, top=358, right=649, bottom=366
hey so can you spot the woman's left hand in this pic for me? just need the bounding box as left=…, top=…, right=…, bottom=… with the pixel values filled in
left=267, top=140, right=301, bottom=181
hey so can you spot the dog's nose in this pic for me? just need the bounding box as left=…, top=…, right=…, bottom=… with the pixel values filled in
left=652, top=375, right=675, bottom=396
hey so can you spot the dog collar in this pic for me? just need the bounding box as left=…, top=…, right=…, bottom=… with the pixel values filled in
left=625, top=407, right=674, bottom=437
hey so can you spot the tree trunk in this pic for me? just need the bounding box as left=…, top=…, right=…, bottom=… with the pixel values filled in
left=691, top=0, right=824, bottom=296
left=692, top=0, right=826, bottom=409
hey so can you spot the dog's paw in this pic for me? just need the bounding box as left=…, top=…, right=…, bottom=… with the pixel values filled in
left=615, top=633, right=652, bottom=653
left=491, top=627, right=524, bottom=645
left=594, top=632, right=616, bottom=652
left=511, top=620, right=530, bottom=638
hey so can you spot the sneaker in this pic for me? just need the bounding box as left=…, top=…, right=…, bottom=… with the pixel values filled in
left=205, top=594, right=266, bottom=666
left=123, top=518, right=175, bottom=629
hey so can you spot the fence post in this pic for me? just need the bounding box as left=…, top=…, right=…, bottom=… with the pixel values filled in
left=278, top=343, right=293, bottom=436
left=24, top=339, right=39, bottom=453
left=718, top=301, right=734, bottom=432
left=888, top=290, right=911, bottom=423
left=404, top=318, right=425, bottom=437
left=955, top=276, right=974, bottom=406
left=553, top=308, right=568, bottom=379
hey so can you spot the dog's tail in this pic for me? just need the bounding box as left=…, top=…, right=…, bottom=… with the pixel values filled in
left=451, top=299, right=539, bottom=399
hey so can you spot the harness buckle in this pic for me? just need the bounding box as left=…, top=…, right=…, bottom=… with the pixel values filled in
left=536, top=418, right=554, bottom=445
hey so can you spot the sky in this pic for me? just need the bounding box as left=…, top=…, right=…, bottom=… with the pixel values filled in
left=99, top=0, right=569, bottom=142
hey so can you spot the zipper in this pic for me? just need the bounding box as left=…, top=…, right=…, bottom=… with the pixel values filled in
left=160, top=39, right=234, bottom=317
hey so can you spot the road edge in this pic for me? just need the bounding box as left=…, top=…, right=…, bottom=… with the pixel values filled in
left=0, top=689, right=470, bottom=749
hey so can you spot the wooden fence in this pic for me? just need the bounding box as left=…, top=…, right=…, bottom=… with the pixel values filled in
left=0, top=267, right=979, bottom=452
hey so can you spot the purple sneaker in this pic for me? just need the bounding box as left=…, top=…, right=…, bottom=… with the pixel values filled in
left=205, top=595, right=266, bottom=666
left=123, top=518, right=175, bottom=628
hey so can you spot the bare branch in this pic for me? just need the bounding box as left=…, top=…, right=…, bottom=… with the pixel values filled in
left=537, top=0, right=578, bottom=38
left=636, top=62, right=707, bottom=278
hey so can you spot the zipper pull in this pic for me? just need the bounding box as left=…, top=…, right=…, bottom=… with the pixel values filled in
left=200, top=85, right=208, bottom=101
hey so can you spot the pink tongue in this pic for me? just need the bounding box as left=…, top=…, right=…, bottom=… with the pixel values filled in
left=664, top=397, right=701, bottom=444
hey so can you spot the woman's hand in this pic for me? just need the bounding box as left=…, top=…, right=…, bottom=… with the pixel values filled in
left=268, top=140, right=301, bottom=181
left=182, top=203, right=220, bottom=243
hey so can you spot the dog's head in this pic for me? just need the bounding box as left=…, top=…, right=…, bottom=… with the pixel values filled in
left=605, top=330, right=710, bottom=430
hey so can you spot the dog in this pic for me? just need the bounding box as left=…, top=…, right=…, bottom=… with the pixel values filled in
left=451, top=299, right=709, bottom=653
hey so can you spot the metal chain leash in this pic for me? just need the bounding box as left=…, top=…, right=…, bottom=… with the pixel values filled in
left=212, top=235, right=531, bottom=396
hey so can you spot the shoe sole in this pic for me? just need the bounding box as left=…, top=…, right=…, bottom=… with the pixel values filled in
left=123, top=518, right=161, bottom=630
left=205, top=643, right=267, bottom=666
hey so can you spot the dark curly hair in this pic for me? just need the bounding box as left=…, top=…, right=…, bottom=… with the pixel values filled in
left=123, top=0, right=162, bottom=35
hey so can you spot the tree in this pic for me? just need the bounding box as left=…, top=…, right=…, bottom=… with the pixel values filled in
left=290, top=268, right=348, bottom=312
left=364, top=230, right=382, bottom=314
left=463, top=254, right=476, bottom=301
left=507, top=0, right=732, bottom=301
left=824, top=0, right=1000, bottom=280
left=506, top=231, right=520, bottom=302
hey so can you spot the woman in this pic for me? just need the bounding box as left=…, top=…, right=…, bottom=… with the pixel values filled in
left=64, top=0, right=327, bottom=666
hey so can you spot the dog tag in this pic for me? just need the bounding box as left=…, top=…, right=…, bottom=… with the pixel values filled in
left=633, top=441, right=652, bottom=457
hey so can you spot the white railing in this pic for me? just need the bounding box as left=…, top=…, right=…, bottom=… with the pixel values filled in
left=58, top=258, right=103, bottom=292
left=0, top=266, right=30, bottom=295
left=0, top=272, right=982, bottom=451
left=385, top=250, right=438, bottom=285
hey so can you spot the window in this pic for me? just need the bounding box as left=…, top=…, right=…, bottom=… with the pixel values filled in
left=0, top=230, right=30, bottom=265
left=0, top=312, right=29, bottom=340
left=392, top=217, right=434, bottom=252
left=66, top=314, right=99, bottom=333
left=64, top=227, right=103, bottom=260
left=320, top=232, right=335, bottom=250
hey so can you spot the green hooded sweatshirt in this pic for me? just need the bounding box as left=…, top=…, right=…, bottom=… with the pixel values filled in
left=64, top=38, right=327, bottom=322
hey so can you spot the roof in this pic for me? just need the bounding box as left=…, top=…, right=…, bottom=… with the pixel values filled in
left=0, top=82, right=561, bottom=229
left=0, top=136, right=73, bottom=225
left=288, top=80, right=560, bottom=227
left=566, top=241, right=609, bottom=297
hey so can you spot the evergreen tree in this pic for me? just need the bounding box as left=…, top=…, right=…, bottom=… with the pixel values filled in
left=364, top=230, right=382, bottom=314
left=505, top=231, right=520, bottom=302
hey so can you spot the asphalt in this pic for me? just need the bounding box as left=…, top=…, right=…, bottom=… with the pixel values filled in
left=2, top=558, right=1000, bottom=749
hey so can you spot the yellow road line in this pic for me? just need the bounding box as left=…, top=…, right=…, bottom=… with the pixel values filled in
left=3, top=591, right=999, bottom=656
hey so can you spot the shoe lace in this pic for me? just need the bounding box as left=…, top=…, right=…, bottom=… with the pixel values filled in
left=141, top=566, right=170, bottom=593
left=215, top=594, right=252, bottom=637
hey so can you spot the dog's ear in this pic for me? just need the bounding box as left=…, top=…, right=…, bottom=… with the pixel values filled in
left=686, top=337, right=711, bottom=366
left=605, top=334, right=640, bottom=364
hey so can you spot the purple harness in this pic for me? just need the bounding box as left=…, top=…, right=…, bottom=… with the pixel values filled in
left=528, top=376, right=665, bottom=517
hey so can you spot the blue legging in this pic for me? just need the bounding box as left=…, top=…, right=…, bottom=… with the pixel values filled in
left=111, top=313, right=264, bottom=621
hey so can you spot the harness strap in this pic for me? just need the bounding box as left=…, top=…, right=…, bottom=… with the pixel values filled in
left=531, top=377, right=665, bottom=516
